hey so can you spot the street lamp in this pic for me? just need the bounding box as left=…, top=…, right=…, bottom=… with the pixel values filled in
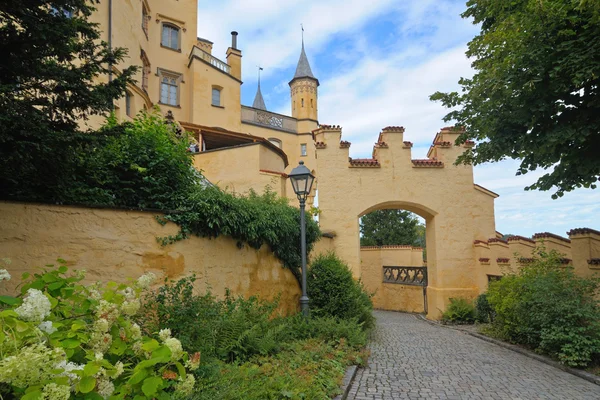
left=288, top=161, right=315, bottom=317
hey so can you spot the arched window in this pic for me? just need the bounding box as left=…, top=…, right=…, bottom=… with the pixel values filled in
left=161, top=24, right=180, bottom=50
left=268, top=138, right=282, bottom=148
left=212, top=86, right=222, bottom=106
left=125, top=92, right=133, bottom=117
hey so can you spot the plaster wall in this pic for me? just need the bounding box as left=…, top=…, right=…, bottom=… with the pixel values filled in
left=361, top=247, right=425, bottom=312
left=192, top=144, right=286, bottom=196
left=0, top=202, right=300, bottom=315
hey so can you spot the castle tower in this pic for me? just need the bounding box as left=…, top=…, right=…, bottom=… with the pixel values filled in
left=289, top=41, right=319, bottom=122
left=252, top=68, right=267, bottom=110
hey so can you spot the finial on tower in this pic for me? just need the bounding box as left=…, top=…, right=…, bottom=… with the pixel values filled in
left=301, top=23, right=304, bottom=47
left=252, top=66, right=267, bottom=111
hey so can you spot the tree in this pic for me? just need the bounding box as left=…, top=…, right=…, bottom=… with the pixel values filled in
left=430, top=0, right=600, bottom=198
left=360, top=210, right=425, bottom=247
left=0, top=0, right=135, bottom=201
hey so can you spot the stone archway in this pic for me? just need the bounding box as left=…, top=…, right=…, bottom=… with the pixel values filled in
left=313, top=125, right=499, bottom=318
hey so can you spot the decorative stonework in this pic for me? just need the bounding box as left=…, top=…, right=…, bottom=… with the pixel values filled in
left=532, top=232, right=571, bottom=243
left=497, top=257, right=510, bottom=264
left=255, top=110, right=283, bottom=129
left=402, top=141, right=413, bottom=148
left=315, top=142, right=326, bottom=149
left=568, top=227, right=600, bottom=237
left=411, top=159, right=444, bottom=167
left=340, top=140, right=351, bottom=148
left=349, top=158, right=380, bottom=167
left=507, top=235, right=536, bottom=244
left=290, top=78, right=318, bottom=96
left=434, top=141, right=453, bottom=147
left=479, top=257, right=490, bottom=265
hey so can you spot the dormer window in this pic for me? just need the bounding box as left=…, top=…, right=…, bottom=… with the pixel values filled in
left=161, top=24, right=180, bottom=50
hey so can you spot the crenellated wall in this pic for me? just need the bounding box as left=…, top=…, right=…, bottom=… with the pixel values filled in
left=314, top=125, right=498, bottom=318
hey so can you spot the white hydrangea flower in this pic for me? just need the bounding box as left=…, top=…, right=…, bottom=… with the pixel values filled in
left=88, top=288, right=102, bottom=300
left=119, top=287, right=136, bottom=300
left=158, top=328, right=171, bottom=342
left=95, top=300, right=119, bottom=323
left=121, top=299, right=140, bottom=316
left=130, top=323, right=142, bottom=340
left=174, top=374, right=195, bottom=399
left=55, top=360, right=84, bottom=384
left=95, top=352, right=104, bottom=361
left=97, top=378, right=115, bottom=399
left=164, top=337, right=183, bottom=361
left=38, top=321, right=57, bottom=334
left=94, top=318, right=110, bottom=333
left=15, top=288, right=52, bottom=323
left=0, top=268, right=11, bottom=281
left=114, top=361, right=124, bottom=378
left=42, top=382, right=71, bottom=400
left=0, top=344, right=65, bottom=388
left=89, top=332, right=112, bottom=354
left=137, top=272, right=157, bottom=289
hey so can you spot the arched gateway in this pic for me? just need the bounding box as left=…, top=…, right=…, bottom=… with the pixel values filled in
left=313, top=125, right=499, bottom=319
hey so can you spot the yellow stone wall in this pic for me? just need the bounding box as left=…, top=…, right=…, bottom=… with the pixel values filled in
left=0, top=202, right=300, bottom=315
left=361, top=246, right=425, bottom=312
left=192, top=144, right=287, bottom=196
left=314, top=126, right=498, bottom=319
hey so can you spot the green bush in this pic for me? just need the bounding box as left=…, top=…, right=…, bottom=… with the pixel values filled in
left=441, top=298, right=476, bottom=324
left=188, top=339, right=366, bottom=400
left=487, top=249, right=600, bottom=367
left=307, top=253, right=374, bottom=330
left=475, top=293, right=495, bottom=323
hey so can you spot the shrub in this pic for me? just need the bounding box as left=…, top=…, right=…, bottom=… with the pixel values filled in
left=475, top=293, right=495, bottom=323
left=0, top=261, right=199, bottom=399
left=145, top=276, right=283, bottom=363
left=487, top=249, right=600, bottom=367
left=307, top=253, right=375, bottom=330
left=275, top=314, right=368, bottom=349
left=441, top=298, right=476, bottom=324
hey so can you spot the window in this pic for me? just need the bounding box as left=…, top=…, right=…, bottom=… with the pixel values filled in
left=268, top=138, right=282, bottom=148
left=160, top=76, right=179, bottom=106
left=311, top=99, right=313, bottom=108
left=212, top=87, right=221, bottom=106
left=125, top=92, right=133, bottom=117
left=300, top=143, right=307, bottom=156
left=301, top=98, right=304, bottom=107
left=142, top=4, right=149, bottom=37
left=141, top=50, right=150, bottom=92
left=161, top=24, right=180, bottom=50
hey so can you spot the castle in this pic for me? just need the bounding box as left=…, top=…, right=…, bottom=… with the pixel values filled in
left=74, top=0, right=599, bottom=317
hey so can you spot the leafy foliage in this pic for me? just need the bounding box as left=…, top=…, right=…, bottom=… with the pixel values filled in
left=307, top=253, right=375, bottom=330
left=487, top=249, right=600, bottom=367
left=0, top=262, right=198, bottom=399
left=441, top=298, right=476, bottom=324
left=188, top=339, right=367, bottom=400
left=474, top=293, right=495, bottom=323
left=430, top=0, right=600, bottom=198
left=144, top=276, right=368, bottom=365
left=0, top=0, right=135, bottom=201
left=360, top=210, right=425, bottom=247
left=158, top=188, right=321, bottom=282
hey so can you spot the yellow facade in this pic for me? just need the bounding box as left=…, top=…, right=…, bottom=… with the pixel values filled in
left=44, top=1, right=598, bottom=318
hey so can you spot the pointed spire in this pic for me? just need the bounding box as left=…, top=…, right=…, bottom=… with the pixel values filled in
left=291, top=25, right=317, bottom=85
left=252, top=66, right=267, bottom=110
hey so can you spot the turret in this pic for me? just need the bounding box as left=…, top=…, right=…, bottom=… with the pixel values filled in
left=289, top=42, right=318, bottom=122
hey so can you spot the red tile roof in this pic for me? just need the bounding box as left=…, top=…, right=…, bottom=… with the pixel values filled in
left=315, top=142, right=326, bottom=149
left=497, top=257, right=510, bottom=264
left=403, top=141, right=413, bottom=148
left=518, top=257, right=535, bottom=264
left=434, top=141, right=453, bottom=147
left=411, top=159, right=443, bottom=167
left=479, top=258, right=490, bottom=262
left=319, top=124, right=342, bottom=130
left=488, top=238, right=508, bottom=244
left=474, top=240, right=488, bottom=245
left=532, top=232, right=571, bottom=244
left=441, top=126, right=466, bottom=132
left=349, top=158, right=380, bottom=167
left=507, top=235, right=536, bottom=244
left=340, top=140, right=351, bottom=148
left=464, top=140, right=475, bottom=147
left=588, top=258, right=600, bottom=266
left=567, top=227, right=600, bottom=237
left=382, top=126, right=405, bottom=132
left=375, top=141, right=388, bottom=148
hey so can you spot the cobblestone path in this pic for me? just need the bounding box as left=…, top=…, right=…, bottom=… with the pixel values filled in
left=347, top=310, right=600, bottom=400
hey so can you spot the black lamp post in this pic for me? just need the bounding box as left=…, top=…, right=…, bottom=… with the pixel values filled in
left=288, top=161, right=315, bottom=317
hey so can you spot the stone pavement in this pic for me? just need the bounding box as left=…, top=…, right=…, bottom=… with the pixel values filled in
left=347, top=311, right=600, bottom=400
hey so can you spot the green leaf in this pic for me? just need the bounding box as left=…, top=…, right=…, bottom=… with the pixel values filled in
left=174, top=361, right=186, bottom=379
left=15, top=320, right=30, bottom=333
left=79, top=376, right=97, bottom=393
left=141, top=339, right=160, bottom=352
left=0, top=295, right=19, bottom=305
left=0, top=310, right=18, bottom=318
left=61, top=338, right=81, bottom=348
left=21, top=389, right=43, bottom=399
left=48, top=281, right=65, bottom=291
left=151, top=345, right=172, bottom=359
left=141, top=376, right=163, bottom=397
left=135, top=357, right=170, bottom=370
left=58, top=265, right=68, bottom=273
left=83, top=363, right=101, bottom=376
left=128, top=369, right=149, bottom=385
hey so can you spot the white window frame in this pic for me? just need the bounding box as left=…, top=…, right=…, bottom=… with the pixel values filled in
left=158, top=69, right=182, bottom=107
left=161, top=23, right=180, bottom=51
left=300, top=143, right=307, bottom=156
left=212, top=87, right=222, bottom=107
left=125, top=91, right=133, bottom=117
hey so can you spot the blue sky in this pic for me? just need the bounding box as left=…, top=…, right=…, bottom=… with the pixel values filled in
left=197, top=0, right=599, bottom=237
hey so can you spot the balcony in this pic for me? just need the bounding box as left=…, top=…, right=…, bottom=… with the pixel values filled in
left=241, top=106, right=297, bottom=133
left=189, top=46, right=231, bottom=74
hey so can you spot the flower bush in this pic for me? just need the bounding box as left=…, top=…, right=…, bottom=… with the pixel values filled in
left=0, top=261, right=199, bottom=399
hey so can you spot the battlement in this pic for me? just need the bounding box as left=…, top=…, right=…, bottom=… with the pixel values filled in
left=314, top=125, right=474, bottom=170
